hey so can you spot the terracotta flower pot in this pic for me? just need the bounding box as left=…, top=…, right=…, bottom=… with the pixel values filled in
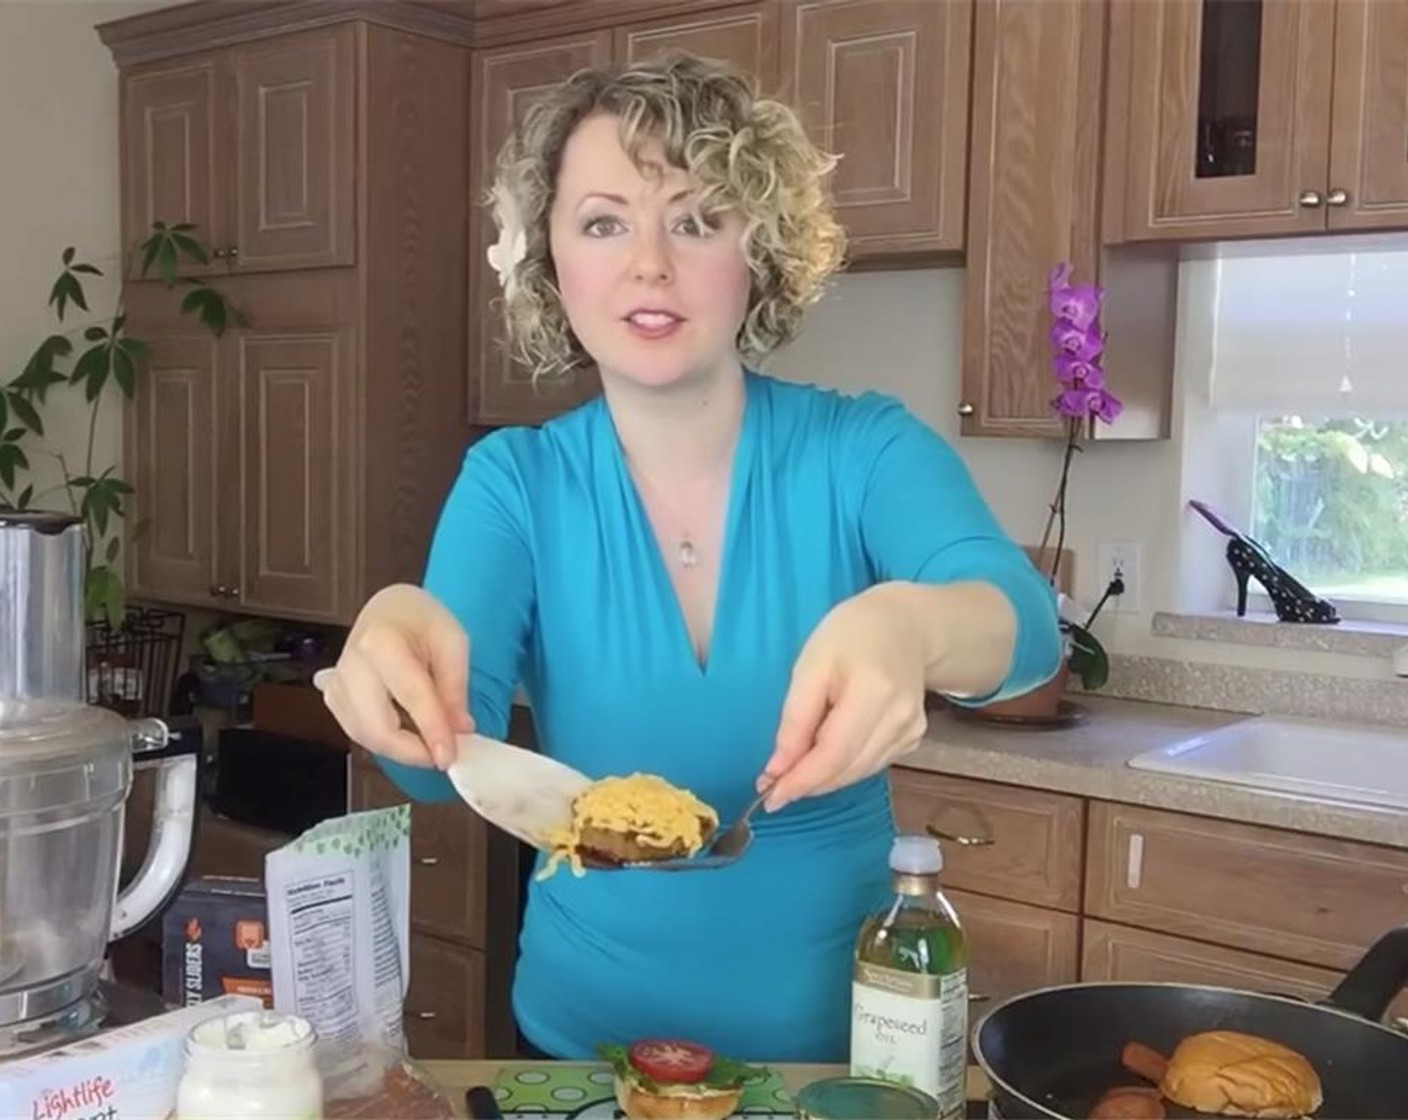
left=969, top=661, right=1070, bottom=720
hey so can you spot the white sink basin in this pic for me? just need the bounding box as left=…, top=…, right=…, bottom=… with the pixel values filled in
left=1127, top=714, right=1408, bottom=812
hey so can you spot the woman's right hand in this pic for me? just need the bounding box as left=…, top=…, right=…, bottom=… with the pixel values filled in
left=313, top=584, right=473, bottom=770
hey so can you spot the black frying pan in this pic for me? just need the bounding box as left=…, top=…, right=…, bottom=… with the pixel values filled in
left=974, top=926, right=1408, bottom=1119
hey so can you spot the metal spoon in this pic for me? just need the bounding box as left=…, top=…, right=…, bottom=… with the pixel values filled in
left=587, top=778, right=777, bottom=872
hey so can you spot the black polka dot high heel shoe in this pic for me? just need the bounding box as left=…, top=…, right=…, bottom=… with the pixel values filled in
left=1189, top=499, right=1340, bottom=624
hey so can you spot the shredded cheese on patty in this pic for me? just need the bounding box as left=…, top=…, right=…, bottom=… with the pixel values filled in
left=538, top=773, right=719, bottom=879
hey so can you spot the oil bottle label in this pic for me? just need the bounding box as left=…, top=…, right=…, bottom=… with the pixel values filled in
left=850, top=962, right=968, bottom=1118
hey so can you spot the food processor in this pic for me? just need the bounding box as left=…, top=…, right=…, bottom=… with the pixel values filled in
left=0, top=511, right=199, bottom=1055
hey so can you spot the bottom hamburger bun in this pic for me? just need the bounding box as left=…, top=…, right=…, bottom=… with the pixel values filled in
left=577, top=817, right=716, bottom=864
left=613, top=1074, right=741, bottom=1120
left=1159, top=1030, right=1322, bottom=1119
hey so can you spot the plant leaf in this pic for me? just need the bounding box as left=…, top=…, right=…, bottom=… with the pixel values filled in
left=140, top=234, right=163, bottom=278
left=0, top=392, right=7, bottom=434
left=48, top=271, right=86, bottom=320
left=3, top=429, right=25, bottom=442
left=16, top=335, right=73, bottom=402
left=84, top=325, right=108, bottom=342
left=62, top=246, right=75, bottom=266
left=0, top=443, right=28, bottom=490
left=70, top=344, right=110, bottom=402
left=122, top=337, right=152, bottom=364
left=106, top=535, right=121, bottom=563
left=8, top=392, right=42, bottom=436
left=171, top=231, right=209, bottom=265
left=17, top=484, right=33, bottom=510
left=157, top=238, right=179, bottom=286
left=72, top=263, right=102, bottom=276
left=113, top=345, right=137, bottom=398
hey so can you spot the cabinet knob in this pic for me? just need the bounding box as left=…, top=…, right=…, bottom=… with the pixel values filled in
left=212, top=248, right=227, bottom=260
left=224, top=586, right=240, bottom=600
left=227, top=245, right=240, bottom=258
left=1298, top=189, right=1324, bottom=208
left=957, top=402, right=975, bottom=417
left=1327, top=187, right=1350, bottom=207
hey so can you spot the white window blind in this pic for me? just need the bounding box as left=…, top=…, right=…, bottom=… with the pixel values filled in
left=1206, top=238, right=1408, bottom=414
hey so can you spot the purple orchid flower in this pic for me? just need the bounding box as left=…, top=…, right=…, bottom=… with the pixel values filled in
left=1091, top=388, right=1123, bottom=423
left=1050, top=321, right=1104, bottom=362
left=1054, top=356, right=1104, bottom=388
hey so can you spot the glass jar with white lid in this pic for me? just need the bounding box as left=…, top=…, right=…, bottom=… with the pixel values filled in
left=176, top=1009, right=322, bottom=1119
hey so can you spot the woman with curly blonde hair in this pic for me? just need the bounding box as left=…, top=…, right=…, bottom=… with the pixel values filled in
left=316, top=53, right=1060, bottom=1063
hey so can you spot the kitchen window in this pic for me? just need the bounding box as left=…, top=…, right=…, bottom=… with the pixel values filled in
left=1205, top=237, right=1408, bottom=625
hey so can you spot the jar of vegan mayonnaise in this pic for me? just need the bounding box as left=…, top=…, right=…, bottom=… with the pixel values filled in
left=176, top=1009, right=322, bottom=1120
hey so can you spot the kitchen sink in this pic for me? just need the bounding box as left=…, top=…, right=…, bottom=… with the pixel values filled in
left=1127, top=714, right=1408, bottom=811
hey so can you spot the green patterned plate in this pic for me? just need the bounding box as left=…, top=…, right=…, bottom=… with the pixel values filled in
left=492, top=1063, right=795, bottom=1118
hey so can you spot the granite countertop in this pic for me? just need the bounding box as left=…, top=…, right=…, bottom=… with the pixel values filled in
left=902, top=694, right=1408, bottom=849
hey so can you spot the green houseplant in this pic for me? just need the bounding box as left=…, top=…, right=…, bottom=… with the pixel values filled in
left=0, top=223, right=243, bottom=625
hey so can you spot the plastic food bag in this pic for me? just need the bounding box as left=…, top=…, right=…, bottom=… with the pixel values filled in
left=265, top=805, right=456, bottom=1119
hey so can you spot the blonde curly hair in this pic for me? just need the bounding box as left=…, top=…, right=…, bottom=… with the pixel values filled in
left=486, top=52, right=847, bottom=380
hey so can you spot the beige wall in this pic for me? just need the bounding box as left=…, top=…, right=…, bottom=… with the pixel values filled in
left=0, top=1, right=167, bottom=516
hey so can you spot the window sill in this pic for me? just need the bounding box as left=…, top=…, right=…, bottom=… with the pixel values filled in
left=1151, top=610, right=1408, bottom=658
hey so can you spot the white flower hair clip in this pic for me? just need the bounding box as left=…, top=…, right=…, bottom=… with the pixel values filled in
left=486, top=183, right=527, bottom=290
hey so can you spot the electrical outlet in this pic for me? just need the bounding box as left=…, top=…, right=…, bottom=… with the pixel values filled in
left=1096, top=542, right=1142, bottom=614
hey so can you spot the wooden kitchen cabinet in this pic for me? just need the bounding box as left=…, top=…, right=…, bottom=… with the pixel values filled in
left=891, top=768, right=1408, bottom=1020
left=962, top=0, right=1178, bottom=440
left=617, top=4, right=779, bottom=82
left=105, top=8, right=477, bottom=624
left=890, top=769, right=1085, bottom=912
left=782, top=0, right=971, bottom=260
left=404, top=933, right=488, bottom=1060
left=350, top=755, right=489, bottom=950
left=949, top=887, right=1080, bottom=1005
left=122, top=26, right=356, bottom=277
left=1085, top=800, right=1408, bottom=972
left=1105, top=0, right=1408, bottom=242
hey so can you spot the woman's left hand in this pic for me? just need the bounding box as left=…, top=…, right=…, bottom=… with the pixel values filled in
left=759, top=584, right=930, bottom=812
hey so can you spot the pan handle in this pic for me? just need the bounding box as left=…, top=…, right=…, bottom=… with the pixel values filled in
left=1322, top=925, right=1408, bottom=1022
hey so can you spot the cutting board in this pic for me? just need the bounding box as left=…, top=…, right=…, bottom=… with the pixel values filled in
left=490, top=1062, right=794, bottom=1118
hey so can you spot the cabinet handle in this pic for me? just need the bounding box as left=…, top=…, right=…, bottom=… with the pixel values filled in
left=406, top=1010, right=437, bottom=1021
left=1298, top=189, right=1324, bottom=208
left=957, top=402, right=975, bottom=417
left=417, top=856, right=440, bottom=867
left=925, top=804, right=994, bottom=847
left=1327, top=187, right=1350, bottom=207
left=968, top=992, right=991, bottom=1004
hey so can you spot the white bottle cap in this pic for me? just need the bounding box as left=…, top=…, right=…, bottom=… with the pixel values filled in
left=890, top=834, right=943, bottom=875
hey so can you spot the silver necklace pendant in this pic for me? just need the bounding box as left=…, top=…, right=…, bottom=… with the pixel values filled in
left=678, top=537, right=699, bottom=568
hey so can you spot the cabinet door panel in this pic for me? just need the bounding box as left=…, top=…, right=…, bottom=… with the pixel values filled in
left=126, top=334, right=222, bottom=605
left=122, top=58, right=222, bottom=279
left=231, top=26, right=357, bottom=271
left=1327, top=0, right=1408, bottom=230
left=783, top=0, right=971, bottom=257
left=237, top=329, right=349, bottom=619
left=1113, top=0, right=1335, bottom=240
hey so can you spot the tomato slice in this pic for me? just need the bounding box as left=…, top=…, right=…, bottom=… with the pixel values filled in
left=628, top=1038, right=715, bottom=1083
